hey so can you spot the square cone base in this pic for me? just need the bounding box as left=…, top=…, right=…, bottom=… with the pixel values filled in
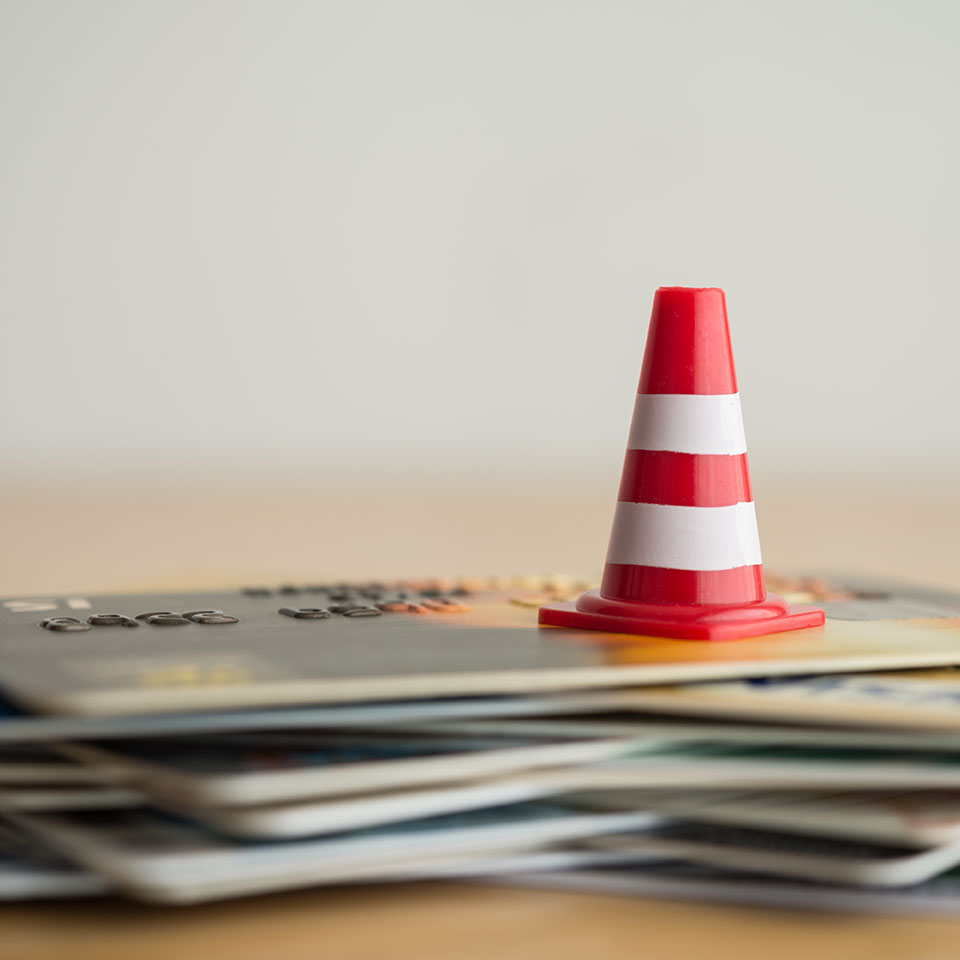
left=538, top=592, right=825, bottom=642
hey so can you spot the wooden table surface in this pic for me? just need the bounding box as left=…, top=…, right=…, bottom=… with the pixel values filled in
left=3, top=478, right=960, bottom=960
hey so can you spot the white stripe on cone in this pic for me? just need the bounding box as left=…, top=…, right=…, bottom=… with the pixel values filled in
left=605, top=501, right=762, bottom=571
left=627, top=394, right=747, bottom=455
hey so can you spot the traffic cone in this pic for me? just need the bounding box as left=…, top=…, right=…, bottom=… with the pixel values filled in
left=539, top=287, right=824, bottom=641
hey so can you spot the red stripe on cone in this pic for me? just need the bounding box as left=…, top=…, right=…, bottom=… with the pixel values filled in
left=636, top=288, right=737, bottom=395
left=600, top=563, right=766, bottom=606
left=617, top=450, right=752, bottom=507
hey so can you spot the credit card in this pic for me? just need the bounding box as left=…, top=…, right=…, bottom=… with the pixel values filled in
left=11, top=803, right=662, bottom=903
left=0, top=691, right=649, bottom=744
left=615, top=670, right=960, bottom=731
left=0, top=849, right=107, bottom=900
left=587, top=821, right=960, bottom=887
left=501, top=862, right=960, bottom=918
left=0, top=785, right=141, bottom=812
left=536, top=743, right=960, bottom=792
left=163, top=777, right=572, bottom=840
left=606, top=789, right=960, bottom=847
left=54, top=729, right=633, bottom=806
left=7, top=578, right=960, bottom=717
left=0, top=745, right=119, bottom=785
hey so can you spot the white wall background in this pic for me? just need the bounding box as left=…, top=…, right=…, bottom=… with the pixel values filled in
left=2, top=0, right=958, bottom=489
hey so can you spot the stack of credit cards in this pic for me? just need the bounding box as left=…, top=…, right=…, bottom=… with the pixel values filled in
left=6, top=575, right=960, bottom=912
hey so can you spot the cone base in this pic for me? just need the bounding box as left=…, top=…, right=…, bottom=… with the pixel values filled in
left=538, top=589, right=825, bottom=641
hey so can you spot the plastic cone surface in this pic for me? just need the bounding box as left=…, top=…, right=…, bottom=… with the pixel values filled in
left=539, top=287, right=824, bottom=641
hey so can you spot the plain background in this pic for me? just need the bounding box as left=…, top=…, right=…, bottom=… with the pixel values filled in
left=1, top=0, right=958, bottom=591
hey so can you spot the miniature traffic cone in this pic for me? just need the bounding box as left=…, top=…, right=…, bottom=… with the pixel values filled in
left=539, top=287, right=825, bottom=641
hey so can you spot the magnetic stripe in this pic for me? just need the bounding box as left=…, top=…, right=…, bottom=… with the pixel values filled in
left=605, top=501, right=762, bottom=571
left=627, top=394, right=747, bottom=455
left=617, top=450, right=752, bottom=507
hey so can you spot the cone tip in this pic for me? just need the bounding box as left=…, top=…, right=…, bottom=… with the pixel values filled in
left=653, top=287, right=728, bottom=315
left=656, top=286, right=725, bottom=294
left=639, top=286, right=736, bottom=395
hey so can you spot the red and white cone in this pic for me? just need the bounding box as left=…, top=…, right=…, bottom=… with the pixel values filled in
left=539, top=287, right=824, bottom=641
